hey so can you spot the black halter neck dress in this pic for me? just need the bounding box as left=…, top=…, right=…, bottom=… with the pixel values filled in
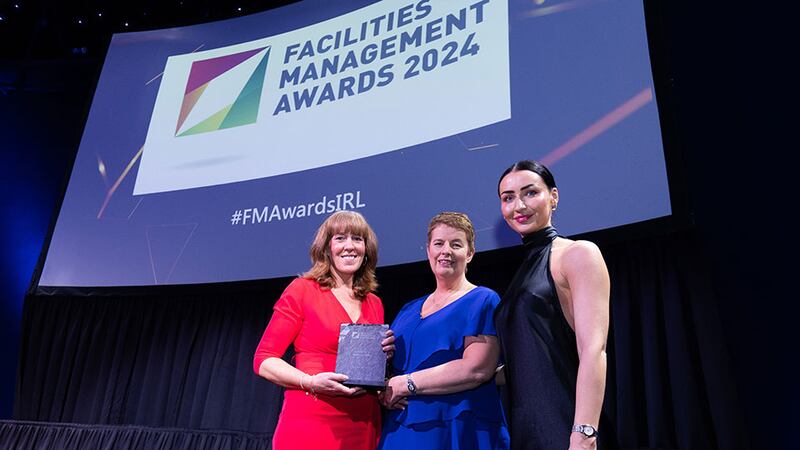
left=494, top=226, right=617, bottom=449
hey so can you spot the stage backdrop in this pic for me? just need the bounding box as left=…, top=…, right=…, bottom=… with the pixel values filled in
left=38, top=0, right=671, bottom=288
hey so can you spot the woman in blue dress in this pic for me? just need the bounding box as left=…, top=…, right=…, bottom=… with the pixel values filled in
left=379, top=212, right=510, bottom=450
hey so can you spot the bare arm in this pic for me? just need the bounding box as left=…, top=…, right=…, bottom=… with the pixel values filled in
left=383, top=335, right=500, bottom=407
left=258, top=357, right=362, bottom=397
left=561, top=241, right=610, bottom=449
left=257, top=330, right=395, bottom=396
left=258, top=357, right=310, bottom=389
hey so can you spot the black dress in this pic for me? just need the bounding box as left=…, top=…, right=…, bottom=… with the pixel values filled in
left=494, top=226, right=617, bottom=450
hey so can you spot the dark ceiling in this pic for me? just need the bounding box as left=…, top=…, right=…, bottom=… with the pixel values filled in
left=0, top=0, right=299, bottom=93
left=0, top=0, right=298, bottom=60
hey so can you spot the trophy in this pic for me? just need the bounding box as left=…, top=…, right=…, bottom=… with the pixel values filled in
left=334, top=323, right=389, bottom=388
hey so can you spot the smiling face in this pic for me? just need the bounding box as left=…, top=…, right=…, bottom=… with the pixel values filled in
left=427, top=224, right=474, bottom=280
left=329, top=232, right=366, bottom=278
left=499, top=169, right=559, bottom=236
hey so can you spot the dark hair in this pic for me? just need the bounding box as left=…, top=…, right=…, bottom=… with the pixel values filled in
left=427, top=212, right=476, bottom=254
left=497, top=160, right=557, bottom=195
left=303, top=210, right=378, bottom=299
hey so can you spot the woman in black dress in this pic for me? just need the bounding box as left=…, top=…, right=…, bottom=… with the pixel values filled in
left=494, top=160, right=616, bottom=450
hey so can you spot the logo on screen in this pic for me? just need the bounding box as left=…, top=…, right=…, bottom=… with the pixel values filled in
left=175, top=46, right=270, bottom=137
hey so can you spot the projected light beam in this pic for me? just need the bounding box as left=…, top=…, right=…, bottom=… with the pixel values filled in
left=541, top=87, right=653, bottom=167
left=97, top=44, right=210, bottom=220
left=524, top=0, right=609, bottom=18
left=97, top=146, right=143, bottom=219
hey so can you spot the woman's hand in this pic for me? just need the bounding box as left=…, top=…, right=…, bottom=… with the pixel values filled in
left=378, top=387, right=408, bottom=410
left=306, top=372, right=365, bottom=397
left=569, top=432, right=597, bottom=450
left=380, top=375, right=410, bottom=408
left=381, top=329, right=396, bottom=359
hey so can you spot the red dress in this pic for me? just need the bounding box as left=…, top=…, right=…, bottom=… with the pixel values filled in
left=253, top=277, right=385, bottom=450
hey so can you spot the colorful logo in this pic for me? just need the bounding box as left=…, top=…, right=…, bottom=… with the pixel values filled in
left=175, top=46, right=270, bottom=137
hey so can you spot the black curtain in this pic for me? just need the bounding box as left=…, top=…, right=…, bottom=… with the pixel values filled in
left=601, top=232, right=746, bottom=450
left=13, top=285, right=287, bottom=433
left=9, top=229, right=747, bottom=450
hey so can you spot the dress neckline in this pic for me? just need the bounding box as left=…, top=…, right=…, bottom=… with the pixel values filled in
left=521, top=226, right=559, bottom=250
left=327, top=288, right=363, bottom=324
left=419, top=286, right=479, bottom=320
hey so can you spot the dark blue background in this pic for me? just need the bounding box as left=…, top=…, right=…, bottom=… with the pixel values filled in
left=1, top=61, right=97, bottom=417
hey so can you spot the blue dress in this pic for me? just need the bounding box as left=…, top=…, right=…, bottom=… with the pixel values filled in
left=379, top=286, right=510, bottom=450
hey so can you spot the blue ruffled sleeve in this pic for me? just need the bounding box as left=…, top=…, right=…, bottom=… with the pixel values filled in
left=470, top=288, right=500, bottom=337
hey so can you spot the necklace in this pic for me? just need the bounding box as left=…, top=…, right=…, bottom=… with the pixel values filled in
left=421, top=285, right=471, bottom=318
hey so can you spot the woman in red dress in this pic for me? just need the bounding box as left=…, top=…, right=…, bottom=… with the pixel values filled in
left=253, top=210, right=394, bottom=450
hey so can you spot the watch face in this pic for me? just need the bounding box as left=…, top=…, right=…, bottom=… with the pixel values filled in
left=582, top=426, right=596, bottom=437
left=406, top=376, right=416, bottom=394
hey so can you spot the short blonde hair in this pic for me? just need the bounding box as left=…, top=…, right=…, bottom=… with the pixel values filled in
left=302, top=211, right=378, bottom=299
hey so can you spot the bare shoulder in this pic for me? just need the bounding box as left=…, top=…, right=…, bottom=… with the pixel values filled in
left=563, top=239, right=602, bottom=257
left=557, top=239, right=606, bottom=272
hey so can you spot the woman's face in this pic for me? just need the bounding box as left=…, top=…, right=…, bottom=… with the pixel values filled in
left=427, top=224, right=474, bottom=280
left=499, top=170, right=558, bottom=236
left=329, top=232, right=366, bottom=277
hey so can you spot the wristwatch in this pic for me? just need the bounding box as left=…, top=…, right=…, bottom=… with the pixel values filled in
left=405, top=374, right=418, bottom=395
left=572, top=424, right=598, bottom=438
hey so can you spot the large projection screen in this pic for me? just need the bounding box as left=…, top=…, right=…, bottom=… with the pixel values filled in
left=38, top=0, right=671, bottom=287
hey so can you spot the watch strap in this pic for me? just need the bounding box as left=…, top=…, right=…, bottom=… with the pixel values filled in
left=405, top=374, right=417, bottom=395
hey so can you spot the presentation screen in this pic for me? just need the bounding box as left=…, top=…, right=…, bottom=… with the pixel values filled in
left=39, top=0, right=671, bottom=287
